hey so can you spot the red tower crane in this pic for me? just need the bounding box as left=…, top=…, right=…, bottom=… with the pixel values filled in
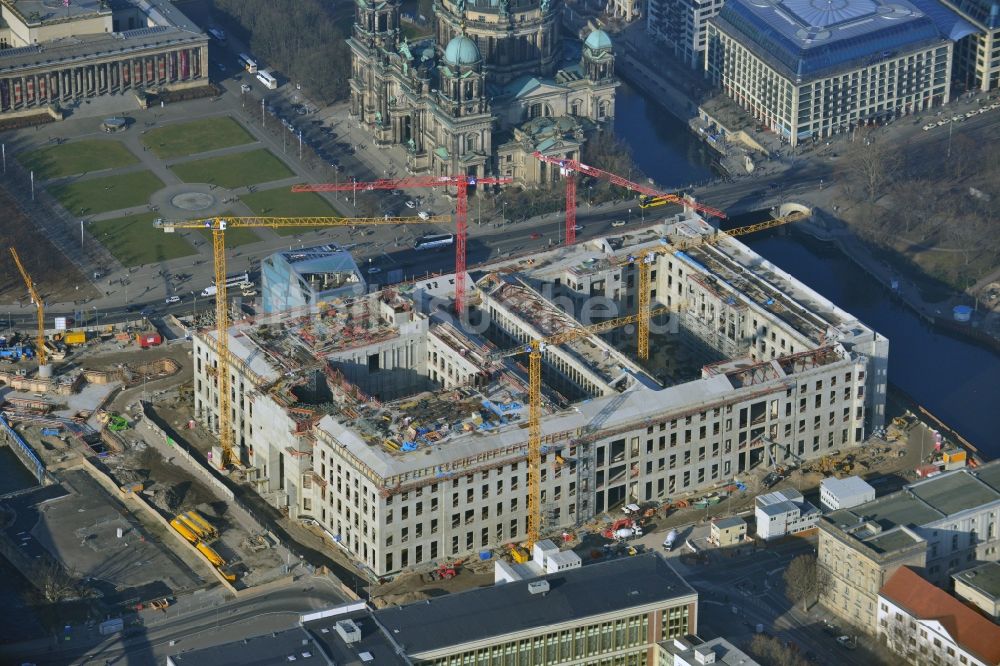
left=293, top=175, right=512, bottom=312
left=532, top=151, right=727, bottom=244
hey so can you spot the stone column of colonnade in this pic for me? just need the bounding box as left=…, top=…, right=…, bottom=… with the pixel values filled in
left=0, top=45, right=206, bottom=112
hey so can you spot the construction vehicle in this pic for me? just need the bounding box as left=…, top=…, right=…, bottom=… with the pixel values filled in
left=428, top=561, right=459, bottom=581
left=155, top=213, right=446, bottom=468
left=108, top=415, right=128, bottom=432
left=62, top=331, right=87, bottom=346
left=0, top=344, right=32, bottom=360
left=292, top=174, right=512, bottom=313
left=9, top=247, right=51, bottom=377
left=169, top=517, right=200, bottom=545
left=532, top=152, right=726, bottom=245
left=489, top=306, right=672, bottom=558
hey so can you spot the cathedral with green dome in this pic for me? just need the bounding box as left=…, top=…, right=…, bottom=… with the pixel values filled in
left=348, top=0, right=618, bottom=183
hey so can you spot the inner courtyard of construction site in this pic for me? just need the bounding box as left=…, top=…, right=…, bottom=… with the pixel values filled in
left=190, top=208, right=889, bottom=578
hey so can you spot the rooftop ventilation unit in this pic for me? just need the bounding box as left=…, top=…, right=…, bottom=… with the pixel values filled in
left=528, top=580, right=550, bottom=595
left=335, top=619, right=362, bottom=644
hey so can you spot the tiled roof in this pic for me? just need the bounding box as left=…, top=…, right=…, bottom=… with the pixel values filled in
left=880, top=566, right=1000, bottom=665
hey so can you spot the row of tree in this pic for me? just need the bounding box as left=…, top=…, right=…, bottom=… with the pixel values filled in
left=211, top=0, right=352, bottom=104
left=838, top=127, right=1000, bottom=290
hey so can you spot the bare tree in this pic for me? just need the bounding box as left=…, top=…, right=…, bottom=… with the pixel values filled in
left=840, top=130, right=901, bottom=204
left=783, top=553, right=828, bottom=611
left=31, top=559, right=82, bottom=604
left=882, top=615, right=924, bottom=665
left=747, top=634, right=812, bottom=666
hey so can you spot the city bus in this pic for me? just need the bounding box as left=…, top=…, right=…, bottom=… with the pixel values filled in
left=414, top=233, right=454, bottom=250
left=238, top=53, right=258, bottom=74
left=256, top=69, right=278, bottom=90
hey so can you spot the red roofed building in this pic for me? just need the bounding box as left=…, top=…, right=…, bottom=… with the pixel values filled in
left=878, top=566, right=1000, bottom=666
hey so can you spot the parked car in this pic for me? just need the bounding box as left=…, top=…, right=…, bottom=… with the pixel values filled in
left=417, top=211, right=431, bottom=220
left=165, top=295, right=181, bottom=304
left=836, top=636, right=857, bottom=650
left=405, top=200, right=417, bottom=209
left=611, top=220, right=626, bottom=227
left=240, top=83, right=251, bottom=93
left=367, top=266, right=382, bottom=274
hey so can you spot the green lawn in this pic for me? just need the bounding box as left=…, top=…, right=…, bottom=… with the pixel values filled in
left=18, top=140, right=138, bottom=179
left=89, top=212, right=197, bottom=267
left=195, top=224, right=260, bottom=247
left=170, top=149, right=293, bottom=189
left=142, top=116, right=256, bottom=159
left=50, top=170, right=164, bottom=215
left=241, top=187, right=342, bottom=236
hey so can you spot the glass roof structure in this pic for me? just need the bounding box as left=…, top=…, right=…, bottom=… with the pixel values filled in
left=713, top=0, right=976, bottom=80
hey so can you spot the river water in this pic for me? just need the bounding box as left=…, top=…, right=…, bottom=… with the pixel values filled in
left=614, top=82, right=1000, bottom=458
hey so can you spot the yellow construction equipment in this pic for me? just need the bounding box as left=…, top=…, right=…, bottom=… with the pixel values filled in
left=183, top=510, right=218, bottom=539
left=196, top=541, right=225, bottom=567
left=177, top=512, right=213, bottom=541
left=155, top=214, right=447, bottom=468
left=169, top=517, right=200, bottom=545
left=9, top=247, right=47, bottom=369
left=490, top=306, right=671, bottom=553
left=632, top=212, right=808, bottom=360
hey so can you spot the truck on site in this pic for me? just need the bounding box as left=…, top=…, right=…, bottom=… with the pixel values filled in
left=137, top=333, right=162, bottom=348
left=663, top=529, right=679, bottom=552
left=99, top=618, right=124, bottom=636
left=61, top=331, right=87, bottom=346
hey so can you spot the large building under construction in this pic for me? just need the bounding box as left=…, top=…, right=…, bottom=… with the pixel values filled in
left=192, top=211, right=888, bottom=577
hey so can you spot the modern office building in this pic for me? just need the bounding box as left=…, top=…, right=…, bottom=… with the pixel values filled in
left=261, top=244, right=365, bottom=314
left=878, top=566, right=1000, bottom=666
left=818, top=461, right=1000, bottom=630
left=820, top=475, right=876, bottom=512
left=705, top=0, right=975, bottom=145
left=938, top=0, right=1000, bottom=91
left=646, top=0, right=725, bottom=69
left=192, top=210, right=887, bottom=577
left=953, top=561, right=1000, bottom=620
left=0, top=0, right=208, bottom=117
left=754, top=487, right=819, bottom=540
left=348, top=0, right=618, bottom=183
left=170, top=553, right=697, bottom=666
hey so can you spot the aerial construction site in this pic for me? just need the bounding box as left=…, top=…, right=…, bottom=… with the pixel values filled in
left=191, top=208, right=888, bottom=578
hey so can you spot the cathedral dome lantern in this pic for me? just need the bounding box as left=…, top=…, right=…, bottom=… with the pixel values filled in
left=582, top=29, right=614, bottom=80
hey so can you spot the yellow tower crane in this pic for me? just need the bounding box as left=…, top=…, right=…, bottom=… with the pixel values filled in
left=633, top=212, right=808, bottom=360
left=155, top=214, right=449, bottom=468
left=9, top=247, right=48, bottom=371
left=489, top=305, right=672, bottom=557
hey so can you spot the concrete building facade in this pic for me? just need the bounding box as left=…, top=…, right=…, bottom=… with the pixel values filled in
left=705, top=0, right=974, bottom=145
left=192, top=213, right=888, bottom=577
left=646, top=0, right=724, bottom=69
left=347, top=0, right=617, bottom=183
left=0, top=0, right=208, bottom=117
left=818, top=462, right=1000, bottom=630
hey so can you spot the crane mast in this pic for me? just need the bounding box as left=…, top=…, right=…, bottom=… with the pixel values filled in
left=9, top=247, right=47, bottom=370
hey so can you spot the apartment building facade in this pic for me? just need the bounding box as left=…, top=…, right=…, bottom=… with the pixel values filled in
left=646, top=0, right=725, bottom=69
